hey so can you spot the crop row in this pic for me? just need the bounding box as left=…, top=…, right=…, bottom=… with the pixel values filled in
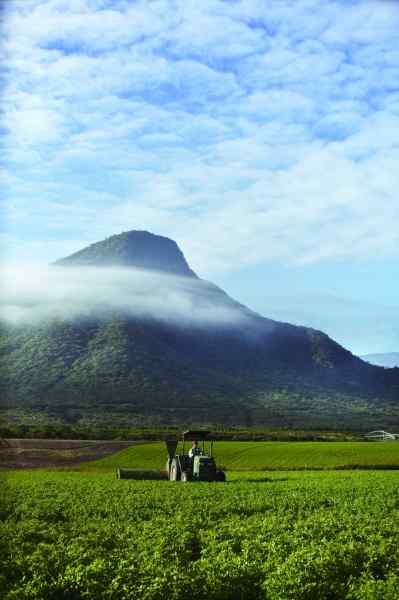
left=1, top=470, right=399, bottom=599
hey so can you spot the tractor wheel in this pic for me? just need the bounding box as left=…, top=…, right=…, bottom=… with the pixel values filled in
left=170, top=460, right=181, bottom=481
left=216, top=470, right=226, bottom=482
left=181, top=471, right=191, bottom=482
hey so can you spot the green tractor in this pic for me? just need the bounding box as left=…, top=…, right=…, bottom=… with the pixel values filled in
left=165, top=430, right=226, bottom=482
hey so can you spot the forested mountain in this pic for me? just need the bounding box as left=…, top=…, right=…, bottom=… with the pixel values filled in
left=1, top=231, right=398, bottom=430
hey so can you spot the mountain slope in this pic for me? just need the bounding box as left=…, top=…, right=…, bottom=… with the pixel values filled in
left=1, top=231, right=399, bottom=429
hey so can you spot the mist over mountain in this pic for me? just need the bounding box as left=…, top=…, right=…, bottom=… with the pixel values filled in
left=1, top=265, right=251, bottom=329
left=1, top=230, right=398, bottom=430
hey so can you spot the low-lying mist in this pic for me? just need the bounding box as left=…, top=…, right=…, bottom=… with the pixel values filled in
left=0, top=265, right=250, bottom=329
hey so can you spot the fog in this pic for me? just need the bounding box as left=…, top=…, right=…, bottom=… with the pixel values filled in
left=0, top=265, right=250, bottom=328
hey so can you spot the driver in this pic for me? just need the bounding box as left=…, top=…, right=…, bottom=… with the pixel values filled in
left=188, top=440, right=202, bottom=458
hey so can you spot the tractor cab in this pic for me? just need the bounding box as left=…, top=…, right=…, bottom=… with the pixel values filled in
left=165, top=430, right=225, bottom=482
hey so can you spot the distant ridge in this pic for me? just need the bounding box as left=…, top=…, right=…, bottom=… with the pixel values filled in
left=54, top=230, right=198, bottom=278
left=361, top=353, right=399, bottom=368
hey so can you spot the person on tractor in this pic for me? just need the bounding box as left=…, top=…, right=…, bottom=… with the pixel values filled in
left=188, top=440, right=202, bottom=458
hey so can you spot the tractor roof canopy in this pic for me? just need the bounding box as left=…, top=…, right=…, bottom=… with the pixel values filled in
left=164, top=431, right=213, bottom=459
left=182, top=430, right=210, bottom=441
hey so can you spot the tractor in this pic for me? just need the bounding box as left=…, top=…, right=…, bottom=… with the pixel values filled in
left=165, top=430, right=226, bottom=482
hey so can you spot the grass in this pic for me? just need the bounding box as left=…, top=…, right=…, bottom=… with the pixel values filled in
left=84, top=440, right=399, bottom=471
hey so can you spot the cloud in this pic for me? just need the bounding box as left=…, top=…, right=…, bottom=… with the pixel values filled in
left=0, top=265, right=249, bottom=328
left=2, top=0, right=399, bottom=279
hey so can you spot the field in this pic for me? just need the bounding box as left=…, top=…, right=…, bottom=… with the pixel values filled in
left=2, top=442, right=399, bottom=599
left=2, top=440, right=399, bottom=471
left=89, top=440, right=399, bottom=471
left=2, top=469, right=399, bottom=600
left=0, top=439, right=139, bottom=469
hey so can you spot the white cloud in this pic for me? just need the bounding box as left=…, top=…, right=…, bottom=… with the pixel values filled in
left=2, top=1, right=169, bottom=52
left=163, top=5, right=269, bottom=61
left=2, top=0, right=399, bottom=280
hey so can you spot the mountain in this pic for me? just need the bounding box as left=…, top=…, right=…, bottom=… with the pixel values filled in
left=1, top=231, right=399, bottom=430
left=54, top=230, right=197, bottom=278
left=361, top=353, right=399, bottom=368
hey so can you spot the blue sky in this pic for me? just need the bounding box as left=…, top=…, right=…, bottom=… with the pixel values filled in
left=1, top=0, right=398, bottom=355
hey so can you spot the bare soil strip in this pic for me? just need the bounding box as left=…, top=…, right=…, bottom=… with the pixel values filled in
left=0, top=439, right=139, bottom=469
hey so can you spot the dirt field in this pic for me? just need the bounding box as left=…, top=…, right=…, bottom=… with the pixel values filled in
left=0, top=439, right=139, bottom=469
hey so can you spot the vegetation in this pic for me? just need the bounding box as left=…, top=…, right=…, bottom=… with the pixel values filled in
left=2, top=230, right=398, bottom=429
left=2, top=312, right=399, bottom=433
left=87, top=441, right=399, bottom=471
left=2, top=470, right=399, bottom=599
left=0, top=412, right=369, bottom=441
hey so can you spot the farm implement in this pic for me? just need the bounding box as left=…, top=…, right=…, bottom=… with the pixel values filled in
left=117, top=430, right=226, bottom=482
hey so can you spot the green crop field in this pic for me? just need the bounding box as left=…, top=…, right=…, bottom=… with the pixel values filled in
left=88, top=440, right=399, bottom=471
left=3, top=442, right=399, bottom=598
left=2, top=470, right=399, bottom=599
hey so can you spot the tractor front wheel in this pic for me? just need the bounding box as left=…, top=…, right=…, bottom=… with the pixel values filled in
left=170, top=460, right=181, bottom=481
left=181, top=471, right=191, bottom=482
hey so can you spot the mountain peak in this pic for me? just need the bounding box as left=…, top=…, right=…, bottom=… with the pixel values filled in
left=54, top=230, right=198, bottom=278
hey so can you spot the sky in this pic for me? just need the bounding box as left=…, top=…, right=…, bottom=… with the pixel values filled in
left=1, top=0, right=398, bottom=355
